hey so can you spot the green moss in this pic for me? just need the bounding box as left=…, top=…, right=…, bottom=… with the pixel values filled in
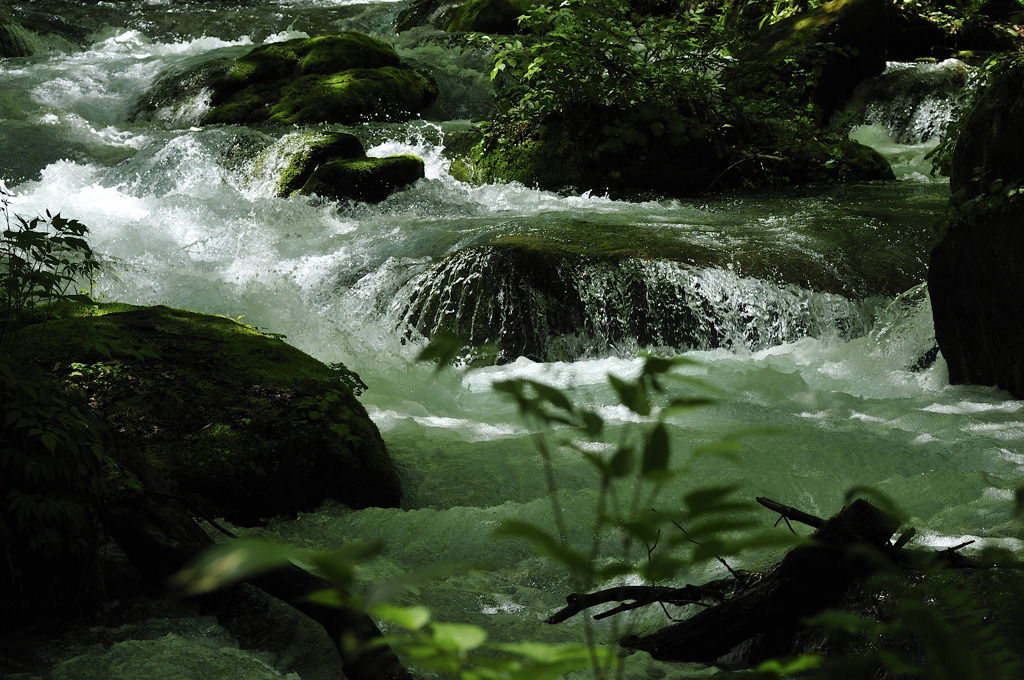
left=296, top=33, right=401, bottom=74
left=200, top=33, right=438, bottom=126
left=24, top=303, right=402, bottom=524
left=263, top=67, right=438, bottom=125
left=272, top=131, right=366, bottom=197
left=222, top=44, right=299, bottom=90
left=297, top=154, right=426, bottom=202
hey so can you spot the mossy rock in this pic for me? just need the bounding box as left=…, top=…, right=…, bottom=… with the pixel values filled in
left=396, top=0, right=537, bottom=34
left=25, top=304, right=401, bottom=524
left=0, top=12, right=36, bottom=57
left=296, top=154, right=425, bottom=203
left=471, top=105, right=893, bottom=199
left=265, top=130, right=368, bottom=197
left=205, top=34, right=438, bottom=125
left=0, top=9, right=81, bottom=57
left=136, top=33, right=439, bottom=126
left=400, top=220, right=909, bottom=361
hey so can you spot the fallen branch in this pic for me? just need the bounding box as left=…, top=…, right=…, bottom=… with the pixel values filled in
left=756, top=496, right=825, bottom=529
left=620, top=499, right=900, bottom=664
left=546, top=584, right=725, bottom=624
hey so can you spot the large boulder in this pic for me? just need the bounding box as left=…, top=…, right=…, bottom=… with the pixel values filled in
left=398, top=219, right=924, bottom=362
left=134, top=33, right=439, bottom=126
left=929, top=57, right=1024, bottom=397
left=726, top=0, right=893, bottom=121
left=470, top=105, right=892, bottom=198
left=28, top=304, right=402, bottom=524
left=0, top=9, right=81, bottom=57
left=261, top=130, right=425, bottom=202
left=396, top=0, right=536, bottom=34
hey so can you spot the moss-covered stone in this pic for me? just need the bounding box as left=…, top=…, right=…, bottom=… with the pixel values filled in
left=400, top=215, right=920, bottom=361
left=0, top=9, right=80, bottom=57
left=296, top=154, right=425, bottom=203
left=135, top=33, right=439, bottom=126
left=470, top=105, right=893, bottom=199
left=0, top=13, right=35, bottom=57
left=444, top=0, right=534, bottom=33
left=25, top=303, right=401, bottom=524
left=396, top=0, right=537, bottom=34
left=269, top=131, right=368, bottom=197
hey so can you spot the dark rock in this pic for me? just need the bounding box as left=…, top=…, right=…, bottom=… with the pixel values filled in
left=0, top=14, right=36, bottom=57
left=929, top=58, right=1024, bottom=397
left=0, top=9, right=80, bottom=57
left=297, top=153, right=426, bottom=203
left=470, top=105, right=893, bottom=198
left=29, top=304, right=402, bottom=523
left=265, top=131, right=368, bottom=197
left=399, top=227, right=887, bottom=362
left=887, top=4, right=953, bottom=61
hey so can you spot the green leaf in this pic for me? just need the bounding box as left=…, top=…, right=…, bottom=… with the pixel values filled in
left=684, top=485, right=741, bottom=514
left=171, top=537, right=305, bottom=595
left=609, top=374, right=650, bottom=415
left=307, top=540, right=383, bottom=586
left=641, top=422, right=669, bottom=478
left=428, top=622, right=488, bottom=653
left=305, top=587, right=350, bottom=609
left=524, top=380, right=575, bottom=415
left=608, top=446, right=636, bottom=477
left=579, top=409, right=603, bottom=438
left=754, top=654, right=824, bottom=676
left=416, top=328, right=464, bottom=370
left=371, top=603, right=432, bottom=631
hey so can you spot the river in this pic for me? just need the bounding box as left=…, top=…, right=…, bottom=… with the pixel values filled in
left=2, top=1, right=1021, bottom=678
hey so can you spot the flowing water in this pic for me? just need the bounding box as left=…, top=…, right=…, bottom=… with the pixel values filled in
left=1, top=2, right=1020, bottom=677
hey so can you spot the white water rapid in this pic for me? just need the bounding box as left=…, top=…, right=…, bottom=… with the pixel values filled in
left=1, top=5, right=1017, bottom=676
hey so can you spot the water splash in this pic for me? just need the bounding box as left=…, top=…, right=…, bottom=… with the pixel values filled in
left=395, top=247, right=881, bottom=362
left=843, top=59, right=976, bottom=181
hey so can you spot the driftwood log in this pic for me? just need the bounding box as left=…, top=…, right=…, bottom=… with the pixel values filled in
left=106, top=482, right=411, bottom=680
left=549, top=498, right=902, bottom=667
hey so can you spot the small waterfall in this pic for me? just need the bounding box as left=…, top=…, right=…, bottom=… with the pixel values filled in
left=841, top=59, right=976, bottom=180
left=394, top=245, right=879, bottom=362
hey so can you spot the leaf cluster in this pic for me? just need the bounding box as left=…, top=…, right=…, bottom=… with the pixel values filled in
left=489, top=355, right=791, bottom=609
left=479, top=0, right=731, bottom=127
left=0, top=183, right=100, bottom=355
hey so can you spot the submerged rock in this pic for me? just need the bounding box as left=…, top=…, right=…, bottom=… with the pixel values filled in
left=135, top=33, right=439, bottom=126
left=29, top=304, right=401, bottom=524
left=262, top=130, right=425, bottom=202
left=398, top=229, right=881, bottom=362
left=929, top=57, right=1024, bottom=397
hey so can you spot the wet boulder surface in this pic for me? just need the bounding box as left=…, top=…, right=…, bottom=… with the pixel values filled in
left=929, top=57, right=1024, bottom=397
